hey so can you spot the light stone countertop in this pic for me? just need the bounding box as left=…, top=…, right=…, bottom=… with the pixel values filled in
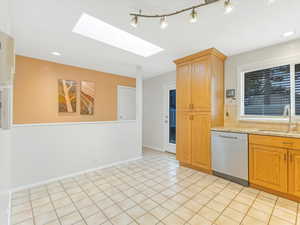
left=211, top=127, right=300, bottom=139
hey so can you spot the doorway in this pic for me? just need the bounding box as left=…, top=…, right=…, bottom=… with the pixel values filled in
left=117, top=86, right=136, bottom=120
left=164, top=83, right=176, bottom=154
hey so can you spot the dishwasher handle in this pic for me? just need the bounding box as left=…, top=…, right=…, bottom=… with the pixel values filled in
left=218, top=135, right=238, bottom=140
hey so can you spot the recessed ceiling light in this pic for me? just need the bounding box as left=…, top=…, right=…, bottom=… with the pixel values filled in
left=52, top=52, right=61, bottom=56
left=282, top=31, right=295, bottom=37
left=72, top=13, right=164, bottom=57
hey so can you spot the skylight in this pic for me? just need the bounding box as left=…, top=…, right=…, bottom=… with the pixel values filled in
left=72, top=13, right=164, bottom=57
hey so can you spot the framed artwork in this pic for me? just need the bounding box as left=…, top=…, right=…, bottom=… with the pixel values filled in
left=58, top=79, right=77, bottom=113
left=80, top=81, right=95, bottom=115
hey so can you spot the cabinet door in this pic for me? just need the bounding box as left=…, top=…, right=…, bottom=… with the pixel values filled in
left=176, top=63, right=191, bottom=111
left=249, top=144, right=287, bottom=192
left=191, top=113, right=211, bottom=170
left=176, top=112, right=192, bottom=163
left=288, top=150, right=300, bottom=198
left=191, top=58, right=211, bottom=111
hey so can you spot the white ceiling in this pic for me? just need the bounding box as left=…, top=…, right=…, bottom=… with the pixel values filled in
left=11, top=0, right=300, bottom=79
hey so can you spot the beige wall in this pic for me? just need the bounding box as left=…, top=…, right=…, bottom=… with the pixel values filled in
left=224, top=38, right=300, bottom=130
left=13, top=56, right=136, bottom=124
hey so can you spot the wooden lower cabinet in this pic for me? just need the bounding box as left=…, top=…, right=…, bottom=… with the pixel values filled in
left=176, top=112, right=211, bottom=172
left=288, top=150, right=300, bottom=198
left=191, top=113, right=211, bottom=170
left=249, top=144, right=287, bottom=193
left=176, top=112, right=191, bottom=164
left=249, top=134, right=300, bottom=201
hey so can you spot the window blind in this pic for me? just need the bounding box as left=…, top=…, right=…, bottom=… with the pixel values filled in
left=295, top=64, right=300, bottom=115
left=244, top=65, right=290, bottom=116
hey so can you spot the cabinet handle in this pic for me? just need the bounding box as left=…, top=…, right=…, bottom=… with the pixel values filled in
left=189, top=115, right=194, bottom=120
left=189, top=104, right=194, bottom=110
left=219, top=135, right=238, bottom=140
left=282, top=142, right=292, bottom=145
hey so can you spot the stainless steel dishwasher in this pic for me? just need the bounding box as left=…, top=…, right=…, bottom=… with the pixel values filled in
left=211, top=131, right=249, bottom=186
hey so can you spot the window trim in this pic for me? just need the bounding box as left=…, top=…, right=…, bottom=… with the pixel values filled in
left=238, top=55, right=300, bottom=122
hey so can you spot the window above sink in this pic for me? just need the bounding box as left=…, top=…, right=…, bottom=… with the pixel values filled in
left=239, top=59, right=300, bottom=122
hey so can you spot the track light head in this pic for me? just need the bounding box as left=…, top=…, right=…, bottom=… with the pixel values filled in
left=224, top=0, right=234, bottom=14
left=130, top=15, right=138, bottom=28
left=160, top=16, right=168, bottom=29
left=189, top=8, right=198, bottom=23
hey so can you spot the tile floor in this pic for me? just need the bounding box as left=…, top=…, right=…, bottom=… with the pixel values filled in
left=11, top=149, right=300, bottom=225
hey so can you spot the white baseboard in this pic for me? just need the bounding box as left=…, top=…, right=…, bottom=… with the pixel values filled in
left=11, top=156, right=142, bottom=193
left=143, top=145, right=165, bottom=152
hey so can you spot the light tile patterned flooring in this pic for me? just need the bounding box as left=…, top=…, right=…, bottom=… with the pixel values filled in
left=11, top=149, right=300, bottom=225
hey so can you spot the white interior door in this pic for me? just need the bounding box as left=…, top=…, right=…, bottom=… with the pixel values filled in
left=164, top=83, right=176, bottom=154
left=117, top=86, right=136, bottom=120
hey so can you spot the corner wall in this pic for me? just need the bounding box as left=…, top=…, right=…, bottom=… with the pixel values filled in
left=0, top=0, right=12, bottom=224
left=143, top=71, right=176, bottom=151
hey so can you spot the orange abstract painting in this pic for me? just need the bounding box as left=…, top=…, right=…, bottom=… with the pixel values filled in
left=80, top=81, right=95, bottom=115
left=58, top=80, right=77, bottom=113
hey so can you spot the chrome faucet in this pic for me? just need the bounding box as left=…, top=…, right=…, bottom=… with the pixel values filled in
left=283, top=104, right=296, bottom=132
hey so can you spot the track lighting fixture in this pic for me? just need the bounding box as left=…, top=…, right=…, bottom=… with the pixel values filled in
left=130, top=15, right=138, bottom=28
left=160, top=16, right=168, bottom=29
left=189, top=8, right=198, bottom=23
left=130, top=0, right=276, bottom=29
left=224, top=0, right=234, bottom=14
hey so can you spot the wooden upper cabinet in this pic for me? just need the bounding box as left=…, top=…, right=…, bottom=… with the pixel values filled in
left=176, top=111, right=192, bottom=163
left=249, top=137, right=288, bottom=192
left=191, top=58, right=211, bottom=112
left=191, top=113, right=211, bottom=170
left=176, top=63, right=191, bottom=111
left=288, top=150, right=300, bottom=198
left=174, top=48, right=226, bottom=114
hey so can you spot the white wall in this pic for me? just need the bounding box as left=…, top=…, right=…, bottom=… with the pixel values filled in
left=143, top=71, right=176, bottom=151
left=0, top=0, right=11, bottom=35
left=11, top=121, right=140, bottom=189
left=136, top=72, right=143, bottom=153
left=0, top=0, right=12, bottom=224
left=225, top=38, right=300, bottom=125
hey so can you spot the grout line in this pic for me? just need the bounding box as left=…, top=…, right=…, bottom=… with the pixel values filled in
left=46, top=184, right=63, bottom=225
left=29, top=190, right=36, bottom=225
left=211, top=183, right=244, bottom=225
left=58, top=178, right=91, bottom=225
left=239, top=189, right=261, bottom=225
left=266, top=195, right=278, bottom=225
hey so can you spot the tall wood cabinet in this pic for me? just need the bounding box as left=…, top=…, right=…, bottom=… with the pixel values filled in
left=174, top=48, right=226, bottom=173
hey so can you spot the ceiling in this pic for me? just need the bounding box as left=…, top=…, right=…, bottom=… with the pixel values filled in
left=11, top=0, right=300, bottom=79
